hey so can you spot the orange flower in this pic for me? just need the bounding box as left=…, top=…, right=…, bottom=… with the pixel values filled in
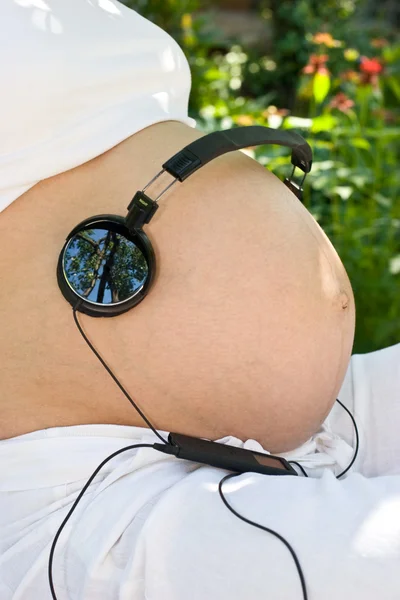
left=261, top=106, right=289, bottom=118
left=235, top=115, right=254, bottom=126
left=312, top=32, right=342, bottom=47
left=329, top=93, right=355, bottom=113
left=313, top=33, right=333, bottom=45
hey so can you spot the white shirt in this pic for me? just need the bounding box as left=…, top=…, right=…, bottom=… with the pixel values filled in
left=0, top=0, right=195, bottom=213
left=1, top=343, right=400, bottom=599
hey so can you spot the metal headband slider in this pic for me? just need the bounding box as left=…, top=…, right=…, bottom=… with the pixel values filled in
left=126, top=191, right=159, bottom=230
left=284, top=165, right=307, bottom=201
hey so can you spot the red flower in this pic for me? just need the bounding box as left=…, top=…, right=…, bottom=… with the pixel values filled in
left=329, top=93, right=355, bottom=114
left=359, top=57, right=384, bottom=87
left=360, top=57, right=383, bottom=75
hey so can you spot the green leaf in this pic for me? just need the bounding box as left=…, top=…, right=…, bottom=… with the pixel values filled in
left=204, top=68, right=229, bottom=81
left=333, top=186, right=353, bottom=200
left=308, top=160, right=336, bottom=172
left=350, top=138, right=371, bottom=150
left=366, top=128, right=400, bottom=138
left=389, top=255, right=400, bottom=275
left=311, top=114, right=337, bottom=133
left=386, top=76, right=400, bottom=100
left=311, top=175, right=331, bottom=190
left=373, top=193, right=392, bottom=208
left=283, top=116, right=313, bottom=129
left=313, top=72, right=331, bottom=104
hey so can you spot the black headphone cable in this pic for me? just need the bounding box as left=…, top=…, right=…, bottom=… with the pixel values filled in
left=48, top=308, right=359, bottom=600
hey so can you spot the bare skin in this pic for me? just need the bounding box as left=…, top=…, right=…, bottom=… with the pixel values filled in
left=0, top=120, right=355, bottom=452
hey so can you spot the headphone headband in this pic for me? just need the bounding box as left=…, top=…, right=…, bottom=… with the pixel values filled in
left=126, top=126, right=312, bottom=231
left=163, top=126, right=312, bottom=182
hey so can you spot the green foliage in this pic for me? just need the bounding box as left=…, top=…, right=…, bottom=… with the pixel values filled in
left=125, top=0, right=201, bottom=40
left=128, top=1, right=399, bottom=353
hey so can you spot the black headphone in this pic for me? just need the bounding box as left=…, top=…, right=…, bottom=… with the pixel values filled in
left=51, top=126, right=358, bottom=600
left=57, top=126, right=312, bottom=318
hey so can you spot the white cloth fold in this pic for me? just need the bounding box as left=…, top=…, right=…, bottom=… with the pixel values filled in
left=1, top=345, right=400, bottom=599
left=222, top=415, right=356, bottom=478
left=0, top=0, right=195, bottom=213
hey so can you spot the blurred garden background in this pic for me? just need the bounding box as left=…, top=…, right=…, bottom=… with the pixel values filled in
left=125, top=0, right=399, bottom=354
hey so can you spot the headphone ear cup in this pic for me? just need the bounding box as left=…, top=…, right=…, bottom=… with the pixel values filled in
left=57, top=215, right=156, bottom=317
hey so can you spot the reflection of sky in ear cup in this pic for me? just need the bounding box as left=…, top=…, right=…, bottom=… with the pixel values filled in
left=63, top=228, right=148, bottom=305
